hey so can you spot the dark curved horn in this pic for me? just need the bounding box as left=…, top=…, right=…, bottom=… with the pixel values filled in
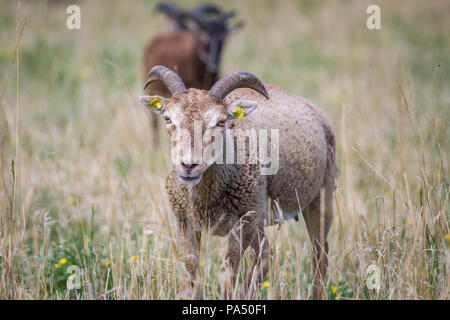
left=143, top=65, right=186, bottom=94
left=192, top=4, right=221, bottom=17
left=209, top=72, right=269, bottom=100
left=219, top=10, right=236, bottom=22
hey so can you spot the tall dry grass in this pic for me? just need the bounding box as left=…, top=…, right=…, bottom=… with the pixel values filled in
left=0, top=0, right=448, bottom=299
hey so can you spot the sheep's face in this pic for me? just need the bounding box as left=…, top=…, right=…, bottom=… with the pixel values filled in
left=139, top=89, right=257, bottom=185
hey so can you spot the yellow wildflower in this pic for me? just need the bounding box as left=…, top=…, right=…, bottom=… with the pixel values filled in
left=407, top=218, right=413, bottom=226
left=59, top=258, right=68, bottom=265
left=129, top=255, right=139, bottom=263
left=106, top=260, right=111, bottom=267
left=55, top=264, right=61, bottom=269
left=152, top=275, right=157, bottom=281
left=262, top=281, right=270, bottom=289
left=331, top=285, right=337, bottom=295
left=444, top=233, right=450, bottom=242
left=66, top=196, right=75, bottom=206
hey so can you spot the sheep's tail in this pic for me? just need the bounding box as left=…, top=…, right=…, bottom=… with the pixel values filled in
left=324, top=124, right=338, bottom=184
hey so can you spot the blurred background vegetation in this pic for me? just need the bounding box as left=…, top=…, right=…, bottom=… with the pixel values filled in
left=0, top=0, right=448, bottom=299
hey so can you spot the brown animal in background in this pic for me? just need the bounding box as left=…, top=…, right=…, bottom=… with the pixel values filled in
left=143, top=3, right=242, bottom=146
left=139, top=66, right=337, bottom=300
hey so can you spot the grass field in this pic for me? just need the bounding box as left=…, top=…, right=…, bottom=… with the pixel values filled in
left=0, top=0, right=448, bottom=299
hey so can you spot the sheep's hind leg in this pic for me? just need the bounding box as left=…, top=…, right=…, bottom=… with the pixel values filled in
left=302, top=187, right=333, bottom=300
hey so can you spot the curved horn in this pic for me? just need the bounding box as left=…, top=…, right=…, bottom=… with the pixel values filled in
left=209, top=72, right=269, bottom=100
left=219, top=10, right=236, bottom=22
left=143, top=65, right=186, bottom=94
left=192, top=4, right=221, bottom=17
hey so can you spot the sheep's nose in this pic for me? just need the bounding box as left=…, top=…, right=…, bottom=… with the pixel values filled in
left=181, top=162, right=198, bottom=172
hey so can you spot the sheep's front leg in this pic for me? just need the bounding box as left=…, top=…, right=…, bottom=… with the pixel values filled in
left=244, top=227, right=271, bottom=298
left=178, top=221, right=202, bottom=299
left=218, top=214, right=259, bottom=299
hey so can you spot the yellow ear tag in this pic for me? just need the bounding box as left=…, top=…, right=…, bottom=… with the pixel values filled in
left=232, top=106, right=245, bottom=119
left=148, top=98, right=162, bottom=109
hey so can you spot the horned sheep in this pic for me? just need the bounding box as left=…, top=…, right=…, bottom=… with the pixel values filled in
left=143, top=3, right=242, bottom=146
left=139, top=65, right=337, bottom=300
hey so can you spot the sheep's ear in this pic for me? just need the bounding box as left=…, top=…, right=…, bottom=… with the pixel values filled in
left=226, top=101, right=258, bottom=120
left=139, top=95, right=167, bottom=116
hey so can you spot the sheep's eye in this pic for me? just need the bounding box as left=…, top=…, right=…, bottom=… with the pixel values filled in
left=215, top=120, right=226, bottom=128
left=164, top=116, right=172, bottom=125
